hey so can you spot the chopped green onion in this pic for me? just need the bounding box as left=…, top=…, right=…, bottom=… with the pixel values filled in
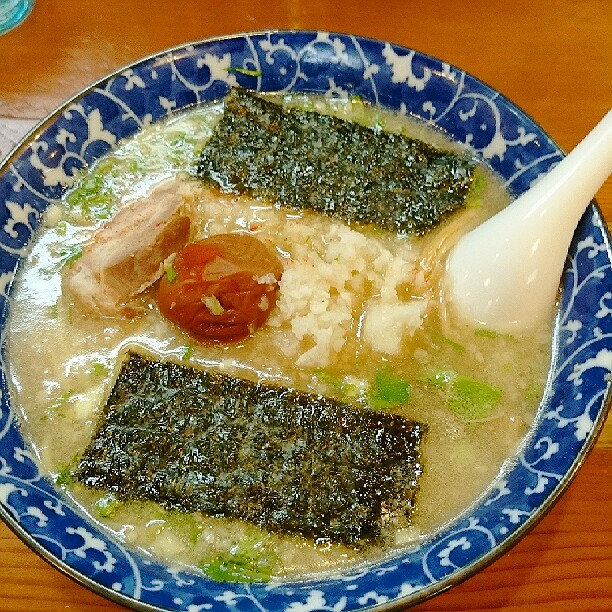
left=54, top=454, right=80, bottom=487
left=50, top=390, right=73, bottom=414
left=202, top=295, right=225, bottom=315
left=465, top=170, right=487, bottom=208
left=315, top=369, right=343, bottom=391
left=368, top=367, right=411, bottom=408
left=165, top=262, right=178, bottom=282
left=55, top=466, right=74, bottom=487
left=228, top=66, right=262, bottom=77
left=180, top=345, right=193, bottom=360
left=65, top=173, right=116, bottom=221
left=94, top=493, right=122, bottom=518
left=471, top=173, right=487, bottom=192
left=449, top=375, right=502, bottom=420
left=315, top=370, right=365, bottom=401
left=201, top=555, right=273, bottom=583
left=423, top=368, right=501, bottom=420
left=429, top=330, right=466, bottom=354
left=199, top=541, right=276, bottom=583
left=153, top=509, right=206, bottom=546
left=59, top=245, right=83, bottom=267
left=47, top=303, right=59, bottom=319
left=339, top=375, right=364, bottom=401
left=475, top=328, right=516, bottom=341
left=89, top=362, right=107, bottom=377
left=524, top=380, right=543, bottom=404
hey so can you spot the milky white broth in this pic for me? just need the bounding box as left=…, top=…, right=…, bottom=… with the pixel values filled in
left=6, top=94, right=553, bottom=579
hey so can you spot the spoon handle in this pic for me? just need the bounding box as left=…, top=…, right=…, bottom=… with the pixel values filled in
left=446, top=108, right=612, bottom=333
left=522, top=108, right=612, bottom=230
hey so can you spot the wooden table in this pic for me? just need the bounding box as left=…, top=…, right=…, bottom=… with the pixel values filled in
left=1, top=1, right=610, bottom=610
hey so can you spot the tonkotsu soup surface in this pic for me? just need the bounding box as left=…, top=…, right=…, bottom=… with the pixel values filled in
left=6, top=93, right=553, bottom=581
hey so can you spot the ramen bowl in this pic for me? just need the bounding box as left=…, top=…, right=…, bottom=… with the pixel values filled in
left=0, top=31, right=610, bottom=611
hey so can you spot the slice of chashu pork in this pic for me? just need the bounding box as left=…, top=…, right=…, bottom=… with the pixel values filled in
left=62, top=178, right=192, bottom=318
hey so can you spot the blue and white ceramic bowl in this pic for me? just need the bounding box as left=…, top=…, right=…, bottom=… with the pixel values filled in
left=0, top=31, right=610, bottom=611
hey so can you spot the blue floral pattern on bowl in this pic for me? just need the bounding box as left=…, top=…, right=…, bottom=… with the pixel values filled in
left=0, top=31, right=610, bottom=611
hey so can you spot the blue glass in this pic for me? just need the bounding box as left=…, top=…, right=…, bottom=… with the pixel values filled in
left=0, top=0, right=33, bottom=35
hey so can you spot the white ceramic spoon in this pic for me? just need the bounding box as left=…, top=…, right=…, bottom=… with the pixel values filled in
left=446, top=108, right=612, bottom=333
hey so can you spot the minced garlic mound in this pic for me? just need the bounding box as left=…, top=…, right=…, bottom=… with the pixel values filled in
left=268, top=220, right=430, bottom=368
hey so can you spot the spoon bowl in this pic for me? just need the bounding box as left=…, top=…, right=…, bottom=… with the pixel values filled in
left=446, top=109, right=612, bottom=333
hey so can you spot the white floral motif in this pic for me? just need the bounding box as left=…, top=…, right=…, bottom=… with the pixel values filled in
left=121, top=68, right=147, bottom=90
left=24, top=505, right=48, bottom=527
left=12, top=447, right=36, bottom=465
left=259, top=37, right=307, bottom=92
left=82, top=107, right=118, bottom=149
left=470, top=105, right=536, bottom=162
left=163, top=50, right=239, bottom=105
left=285, top=589, right=347, bottom=612
left=519, top=434, right=562, bottom=495
left=503, top=152, right=561, bottom=191
left=166, top=567, right=197, bottom=587
left=422, top=518, right=497, bottom=581
left=159, top=96, right=177, bottom=114
left=578, top=234, right=608, bottom=260
left=214, top=584, right=270, bottom=612
left=43, top=498, right=66, bottom=517
left=29, top=106, right=116, bottom=188
left=0, top=271, right=12, bottom=297
left=55, top=127, right=77, bottom=149
left=258, top=32, right=358, bottom=96
left=196, top=53, right=239, bottom=86
left=562, top=319, right=583, bottom=344
left=322, top=32, right=350, bottom=65
left=65, top=526, right=117, bottom=572
left=484, top=477, right=511, bottom=505
left=382, top=43, right=431, bottom=91
left=0, top=482, right=26, bottom=515
left=568, top=348, right=612, bottom=387
left=438, top=537, right=471, bottom=568
left=397, top=583, right=421, bottom=597
left=596, top=292, right=612, bottom=319
left=531, top=436, right=560, bottom=462
left=552, top=347, right=612, bottom=441
left=3, top=200, right=38, bottom=239
left=560, top=227, right=610, bottom=331
left=29, top=140, right=72, bottom=187
left=326, top=77, right=350, bottom=100
left=501, top=508, right=531, bottom=524
left=141, top=579, right=165, bottom=593
left=357, top=591, right=388, bottom=606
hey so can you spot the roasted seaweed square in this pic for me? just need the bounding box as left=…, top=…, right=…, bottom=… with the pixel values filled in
left=196, top=89, right=475, bottom=235
left=77, top=352, right=426, bottom=545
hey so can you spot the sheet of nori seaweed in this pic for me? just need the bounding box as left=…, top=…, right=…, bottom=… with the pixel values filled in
left=196, top=89, right=475, bottom=235
left=76, top=352, right=426, bottom=545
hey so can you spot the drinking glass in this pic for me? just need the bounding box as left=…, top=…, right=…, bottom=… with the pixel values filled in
left=0, top=0, right=34, bottom=35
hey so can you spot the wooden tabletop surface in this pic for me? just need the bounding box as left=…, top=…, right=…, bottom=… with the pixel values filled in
left=0, top=1, right=610, bottom=610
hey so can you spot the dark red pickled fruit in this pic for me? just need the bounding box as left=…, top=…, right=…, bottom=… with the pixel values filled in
left=158, top=233, right=283, bottom=343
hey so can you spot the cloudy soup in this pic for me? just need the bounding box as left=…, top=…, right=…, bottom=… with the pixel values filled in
left=6, top=93, right=553, bottom=581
